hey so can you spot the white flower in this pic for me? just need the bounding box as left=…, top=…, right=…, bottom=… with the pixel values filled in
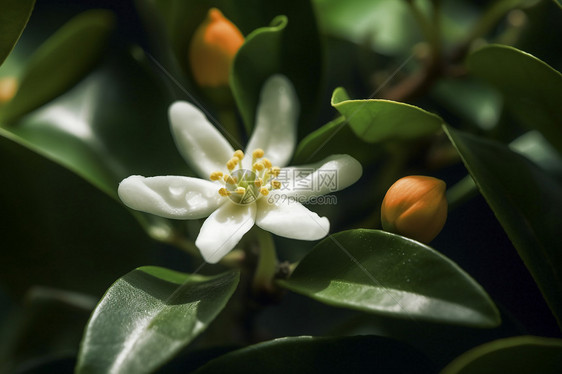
left=118, top=75, right=362, bottom=263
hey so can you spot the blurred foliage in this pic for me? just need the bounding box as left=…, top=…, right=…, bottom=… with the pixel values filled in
left=0, top=0, right=35, bottom=67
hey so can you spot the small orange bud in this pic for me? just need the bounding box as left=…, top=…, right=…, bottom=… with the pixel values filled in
left=189, top=8, right=244, bottom=87
left=0, top=77, right=18, bottom=104
left=381, top=176, right=447, bottom=243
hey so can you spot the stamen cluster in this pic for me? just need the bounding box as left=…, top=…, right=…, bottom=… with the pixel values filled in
left=210, top=148, right=282, bottom=204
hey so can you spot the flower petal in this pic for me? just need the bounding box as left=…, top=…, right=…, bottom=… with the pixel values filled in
left=274, top=154, right=363, bottom=201
left=169, top=101, right=235, bottom=178
left=118, top=175, right=224, bottom=219
left=244, top=75, right=299, bottom=168
left=196, top=202, right=256, bottom=263
left=256, top=198, right=329, bottom=240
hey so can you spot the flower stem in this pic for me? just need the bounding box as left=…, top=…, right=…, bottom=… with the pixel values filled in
left=252, top=228, right=277, bottom=294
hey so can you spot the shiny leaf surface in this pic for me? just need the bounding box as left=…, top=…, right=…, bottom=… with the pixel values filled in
left=445, top=126, right=562, bottom=327
left=76, top=267, right=239, bottom=374
left=279, top=229, right=500, bottom=328
left=331, top=87, right=443, bottom=143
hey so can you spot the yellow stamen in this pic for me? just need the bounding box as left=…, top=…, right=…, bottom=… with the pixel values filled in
left=252, top=148, right=264, bottom=159
left=210, top=171, right=224, bottom=181
left=224, top=175, right=237, bottom=184
left=254, top=178, right=263, bottom=188
left=235, top=186, right=246, bottom=195
left=262, top=158, right=272, bottom=168
left=233, top=150, right=244, bottom=160
left=218, top=188, right=230, bottom=196
left=253, top=161, right=264, bottom=171
left=270, top=167, right=281, bottom=177
left=226, top=157, right=239, bottom=170
left=271, top=180, right=281, bottom=189
left=260, top=187, right=269, bottom=196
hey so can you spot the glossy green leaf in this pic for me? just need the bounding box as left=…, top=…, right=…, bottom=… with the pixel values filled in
left=556, top=0, right=562, bottom=9
left=331, top=87, right=443, bottom=143
left=293, top=116, right=381, bottom=164
left=441, top=336, right=562, bottom=374
left=278, top=229, right=500, bottom=328
left=0, top=9, right=115, bottom=123
left=76, top=267, right=239, bottom=374
left=194, top=335, right=434, bottom=374
left=231, top=16, right=287, bottom=133
left=468, top=45, right=562, bottom=153
left=444, top=126, right=562, bottom=327
left=0, top=0, right=35, bottom=67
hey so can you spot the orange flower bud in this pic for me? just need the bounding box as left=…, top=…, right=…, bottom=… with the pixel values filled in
left=381, top=176, right=447, bottom=243
left=189, top=8, right=244, bottom=88
left=0, top=77, right=18, bottom=104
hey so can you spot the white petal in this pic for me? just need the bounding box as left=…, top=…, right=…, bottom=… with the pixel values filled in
left=196, top=202, right=256, bottom=263
left=118, top=175, right=224, bottom=219
left=274, top=154, right=363, bottom=201
left=256, top=198, right=329, bottom=240
left=244, top=75, right=299, bottom=168
left=169, top=101, right=234, bottom=178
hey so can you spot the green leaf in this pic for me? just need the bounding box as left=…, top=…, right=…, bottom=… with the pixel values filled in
left=0, top=9, right=115, bottom=123
left=76, top=267, right=239, bottom=374
left=331, top=87, right=443, bottom=143
left=231, top=15, right=287, bottom=133
left=441, top=336, right=562, bottom=374
left=278, top=229, right=500, bottom=328
left=0, top=0, right=35, bottom=67
left=293, top=116, right=382, bottom=164
left=444, top=126, right=562, bottom=327
left=293, top=87, right=382, bottom=165
left=468, top=45, right=562, bottom=153
left=194, top=335, right=434, bottom=374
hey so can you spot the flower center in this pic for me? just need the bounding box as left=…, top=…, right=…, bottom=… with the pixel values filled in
left=210, top=148, right=281, bottom=205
